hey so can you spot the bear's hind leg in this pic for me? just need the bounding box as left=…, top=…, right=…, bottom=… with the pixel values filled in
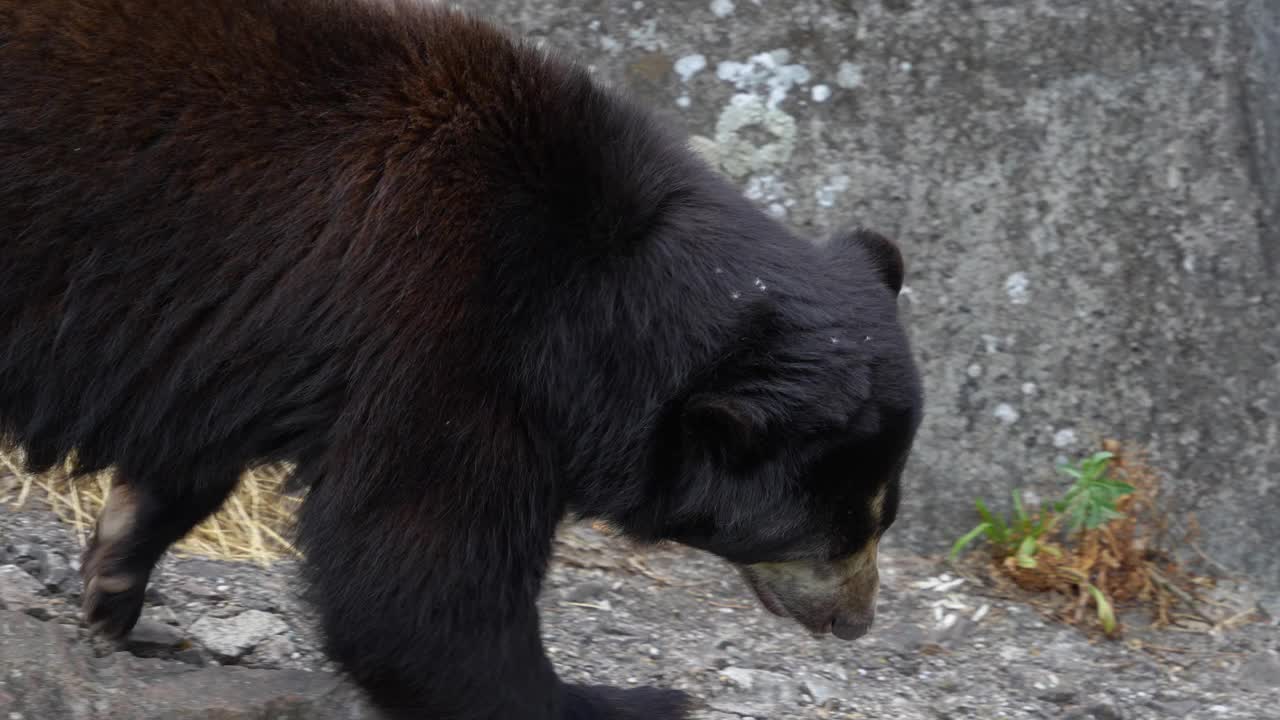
left=80, top=462, right=242, bottom=638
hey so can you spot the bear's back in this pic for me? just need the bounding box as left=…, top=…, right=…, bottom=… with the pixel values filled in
left=0, top=0, right=697, bottom=476
left=0, top=0, right=672, bottom=270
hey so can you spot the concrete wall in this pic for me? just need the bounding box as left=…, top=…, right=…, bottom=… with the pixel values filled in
left=462, top=0, right=1280, bottom=584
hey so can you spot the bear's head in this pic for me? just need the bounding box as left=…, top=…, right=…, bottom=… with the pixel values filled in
left=660, top=226, right=923, bottom=641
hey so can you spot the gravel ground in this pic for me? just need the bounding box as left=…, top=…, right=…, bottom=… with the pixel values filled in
left=1, top=505, right=1277, bottom=719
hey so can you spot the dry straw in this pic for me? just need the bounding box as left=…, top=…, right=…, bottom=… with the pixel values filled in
left=1, top=448, right=301, bottom=567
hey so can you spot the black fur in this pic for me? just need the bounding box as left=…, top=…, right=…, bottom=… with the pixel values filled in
left=0, top=1, right=924, bottom=718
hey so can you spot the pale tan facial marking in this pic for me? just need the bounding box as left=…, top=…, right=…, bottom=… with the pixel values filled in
left=869, top=485, right=888, bottom=531
left=843, top=537, right=880, bottom=577
left=96, top=485, right=137, bottom=543
left=839, top=537, right=880, bottom=606
left=751, top=537, right=880, bottom=600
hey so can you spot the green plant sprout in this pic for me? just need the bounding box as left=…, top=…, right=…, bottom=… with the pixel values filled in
left=1053, top=451, right=1135, bottom=532
left=949, top=450, right=1135, bottom=634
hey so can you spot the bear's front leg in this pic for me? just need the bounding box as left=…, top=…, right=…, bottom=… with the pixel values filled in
left=294, top=452, right=694, bottom=720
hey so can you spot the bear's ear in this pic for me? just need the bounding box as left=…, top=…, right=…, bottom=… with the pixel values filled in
left=832, top=227, right=905, bottom=295
left=682, top=392, right=767, bottom=462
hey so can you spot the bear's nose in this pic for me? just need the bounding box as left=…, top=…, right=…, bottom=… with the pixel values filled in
left=831, top=608, right=874, bottom=641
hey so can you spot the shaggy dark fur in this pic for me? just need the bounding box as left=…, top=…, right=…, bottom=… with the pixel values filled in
left=0, top=1, right=924, bottom=718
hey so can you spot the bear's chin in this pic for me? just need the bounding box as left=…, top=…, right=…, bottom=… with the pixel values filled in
left=738, top=565, right=838, bottom=638
left=742, top=571, right=789, bottom=618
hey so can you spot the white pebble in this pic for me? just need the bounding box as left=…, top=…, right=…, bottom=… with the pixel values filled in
left=836, top=62, right=863, bottom=89
left=934, top=578, right=966, bottom=593
left=972, top=604, right=991, bottom=623
left=994, top=403, right=1020, bottom=424
left=674, top=54, right=707, bottom=82
left=1004, top=272, right=1030, bottom=304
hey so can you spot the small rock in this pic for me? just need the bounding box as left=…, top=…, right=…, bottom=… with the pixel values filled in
left=719, top=666, right=759, bottom=690
left=882, top=621, right=927, bottom=654
left=707, top=699, right=770, bottom=718
left=893, top=659, right=921, bottom=677
left=598, top=623, right=636, bottom=637
left=38, top=550, right=73, bottom=592
left=814, top=662, right=850, bottom=682
left=4, top=544, right=73, bottom=593
left=1257, top=595, right=1279, bottom=624
left=929, top=615, right=978, bottom=645
left=566, top=582, right=609, bottom=603
left=1042, top=637, right=1093, bottom=665
left=800, top=675, right=843, bottom=706
left=151, top=605, right=182, bottom=626
left=23, top=606, right=55, bottom=621
left=4, top=542, right=38, bottom=568
left=249, top=634, right=297, bottom=667
left=1241, top=651, right=1280, bottom=694
left=126, top=618, right=186, bottom=654
left=174, top=647, right=207, bottom=666
left=205, top=604, right=245, bottom=619
left=0, top=564, right=46, bottom=609
left=189, top=609, right=289, bottom=661
left=1085, top=702, right=1126, bottom=717
left=245, top=598, right=282, bottom=613
left=1149, top=699, right=1200, bottom=715
left=1009, top=666, right=1061, bottom=691
left=718, top=667, right=797, bottom=703
left=179, top=578, right=223, bottom=599
left=1039, top=687, right=1079, bottom=705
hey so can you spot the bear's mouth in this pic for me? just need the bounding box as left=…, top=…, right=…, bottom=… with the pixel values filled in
left=735, top=558, right=879, bottom=641
left=737, top=566, right=836, bottom=637
left=740, top=568, right=788, bottom=617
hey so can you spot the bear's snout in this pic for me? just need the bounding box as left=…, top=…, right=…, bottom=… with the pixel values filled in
left=737, top=540, right=881, bottom=641
left=831, top=607, right=875, bottom=641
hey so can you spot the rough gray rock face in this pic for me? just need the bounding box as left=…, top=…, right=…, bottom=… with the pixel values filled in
left=0, top=563, right=45, bottom=610
left=454, top=0, right=1280, bottom=584
left=0, top=610, right=366, bottom=720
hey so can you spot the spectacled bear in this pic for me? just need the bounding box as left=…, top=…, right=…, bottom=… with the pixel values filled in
left=0, top=1, right=924, bottom=718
